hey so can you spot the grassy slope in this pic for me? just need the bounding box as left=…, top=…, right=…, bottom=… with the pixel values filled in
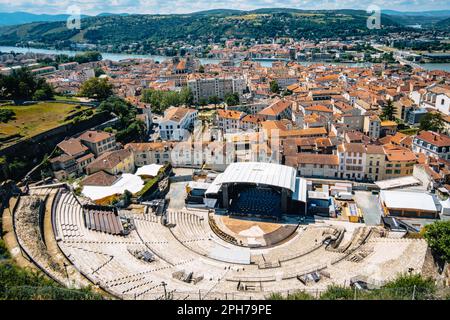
left=0, top=102, right=88, bottom=139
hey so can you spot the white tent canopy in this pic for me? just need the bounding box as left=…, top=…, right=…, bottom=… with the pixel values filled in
left=82, top=174, right=145, bottom=201
left=135, top=164, right=163, bottom=177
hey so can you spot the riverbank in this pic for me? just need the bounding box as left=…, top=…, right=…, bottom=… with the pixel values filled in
left=1, top=46, right=450, bottom=71
left=0, top=46, right=220, bottom=65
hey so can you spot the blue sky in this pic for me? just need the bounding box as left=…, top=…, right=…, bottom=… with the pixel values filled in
left=0, top=0, right=449, bottom=15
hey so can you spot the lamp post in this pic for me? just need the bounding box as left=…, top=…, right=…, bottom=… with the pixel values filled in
left=161, top=281, right=167, bottom=300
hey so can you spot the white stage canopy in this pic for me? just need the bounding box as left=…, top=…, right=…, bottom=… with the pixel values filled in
left=218, top=162, right=297, bottom=192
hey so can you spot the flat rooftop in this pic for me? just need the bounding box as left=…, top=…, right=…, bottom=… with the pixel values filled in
left=375, top=176, right=422, bottom=190
left=380, top=190, right=438, bottom=212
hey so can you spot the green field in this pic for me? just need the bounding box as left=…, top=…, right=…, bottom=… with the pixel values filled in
left=54, top=95, right=83, bottom=102
left=0, top=102, right=90, bottom=147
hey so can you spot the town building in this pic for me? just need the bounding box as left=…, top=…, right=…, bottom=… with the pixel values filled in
left=413, top=131, right=450, bottom=161
left=187, top=76, right=245, bottom=103
left=79, top=130, right=117, bottom=157
left=159, top=107, right=198, bottom=141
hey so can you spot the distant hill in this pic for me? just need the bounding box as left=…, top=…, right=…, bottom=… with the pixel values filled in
left=189, top=9, right=244, bottom=16
left=436, top=17, right=450, bottom=28
left=0, top=11, right=131, bottom=26
left=382, top=10, right=450, bottom=17
left=0, top=9, right=405, bottom=52
left=0, top=12, right=72, bottom=26
left=381, top=10, right=450, bottom=28
left=96, top=12, right=130, bottom=17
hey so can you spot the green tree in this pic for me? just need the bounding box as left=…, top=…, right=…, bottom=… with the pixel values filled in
left=198, top=98, right=208, bottom=106
left=0, top=68, right=54, bottom=102
left=142, top=88, right=192, bottom=113
left=7, top=158, right=28, bottom=180
left=103, top=127, right=114, bottom=133
left=79, top=77, right=113, bottom=100
left=381, top=100, right=396, bottom=121
left=99, top=96, right=147, bottom=144
left=179, top=87, right=194, bottom=106
left=419, top=112, right=445, bottom=133
left=161, top=91, right=182, bottom=110
left=208, top=95, right=220, bottom=106
left=99, top=96, right=133, bottom=117
left=224, top=92, right=240, bottom=106
left=270, top=80, right=280, bottom=94
left=142, top=89, right=163, bottom=113
left=124, top=120, right=147, bottom=143
left=0, top=109, right=15, bottom=123
left=423, top=221, right=450, bottom=262
left=94, top=67, right=105, bottom=77
left=121, top=189, right=133, bottom=207
left=73, top=51, right=102, bottom=64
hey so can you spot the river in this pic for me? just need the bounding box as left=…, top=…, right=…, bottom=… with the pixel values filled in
left=1, top=45, right=449, bottom=71
left=0, top=45, right=221, bottom=65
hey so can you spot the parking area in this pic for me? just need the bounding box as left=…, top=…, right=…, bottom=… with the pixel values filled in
left=354, top=191, right=382, bottom=226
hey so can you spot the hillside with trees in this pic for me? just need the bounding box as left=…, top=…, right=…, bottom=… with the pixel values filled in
left=0, top=9, right=406, bottom=54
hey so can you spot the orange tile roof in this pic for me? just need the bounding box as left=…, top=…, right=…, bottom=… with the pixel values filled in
left=259, top=99, right=292, bottom=116
left=285, top=154, right=339, bottom=167
left=86, top=149, right=133, bottom=171
left=304, top=105, right=333, bottom=113
left=57, top=138, right=88, bottom=156
left=261, top=120, right=288, bottom=131
left=163, top=107, right=196, bottom=122
left=79, top=130, right=114, bottom=144
left=217, top=109, right=244, bottom=120
left=416, top=131, right=450, bottom=147
left=384, top=146, right=417, bottom=162
left=241, top=114, right=265, bottom=124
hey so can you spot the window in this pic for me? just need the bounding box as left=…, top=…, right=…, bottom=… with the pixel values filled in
left=386, top=169, right=392, bottom=174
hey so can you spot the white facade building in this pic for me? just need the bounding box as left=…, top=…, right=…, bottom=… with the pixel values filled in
left=159, top=107, right=198, bottom=141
